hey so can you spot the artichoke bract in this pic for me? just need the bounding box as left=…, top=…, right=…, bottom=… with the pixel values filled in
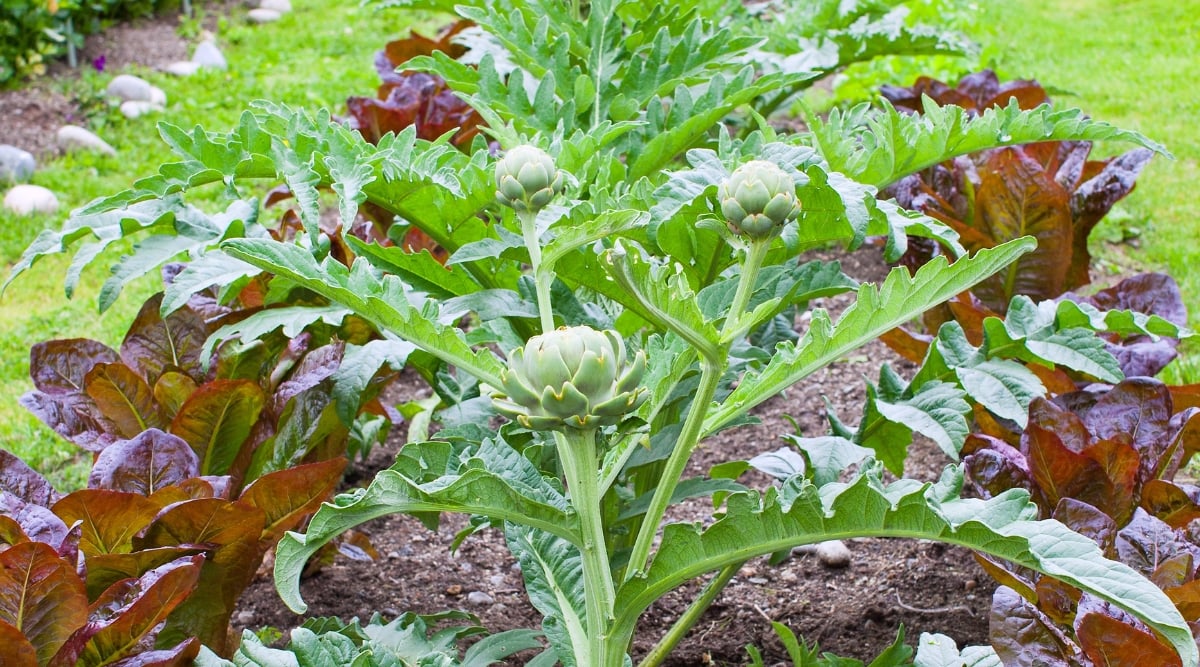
left=494, top=326, right=647, bottom=431
left=494, top=145, right=564, bottom=212
left=718, top=160, right=801, bottom=239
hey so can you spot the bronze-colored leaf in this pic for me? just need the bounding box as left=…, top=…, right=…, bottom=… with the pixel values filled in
left=0, top=542, right=87, bottom=664
left=51, top=490, right=162, bottom=557
left=1077, top=611, right=1181, bottom=667
left=238, top=458, right=346, bottom=545
left=168, top=380, right=266, bottom=477
left=84, top=363, right=165, bottom=438
left=152, top=372, right=198, bottom=420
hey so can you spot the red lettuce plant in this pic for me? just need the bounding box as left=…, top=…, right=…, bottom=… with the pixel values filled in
left=881, top=70, right=1155, bottom=314
left=963, top=378, right=1200, bottom=665
left=8, top=283, right=401, bottom=655
left=344, top=21, right=483, bottom=148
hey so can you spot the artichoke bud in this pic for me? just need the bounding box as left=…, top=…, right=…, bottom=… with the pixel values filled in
left=494, top=145, right=564, bottom=213
left=717, top=160, right=801, bottom=239
left=494, top=326, right=647, bottom=431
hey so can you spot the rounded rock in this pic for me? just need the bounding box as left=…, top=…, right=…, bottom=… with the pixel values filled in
left=466, top=591, right=494, bottom=606
left=4, top=185, right=59, bottom=216
left=57, top=125, right=116, bottom=155
left=165, top=61, right=202, bottom=77
left=815, top=539, right=852, bottom=568
left=149, top=86, right=167, bottom=107
left=106, top=74, right=154, bottom=102
left=191, top=41, right=227, bottom=70
left=0, top=145, right=36, bottom=186
left=259, top=0, right=291, bottom=12
left=247, top=8, right=282, bottom=23
left=119, top=100, right=159, bottom=119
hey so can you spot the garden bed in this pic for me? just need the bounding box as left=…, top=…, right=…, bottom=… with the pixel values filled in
left=233, top=246, right=996, bottom=664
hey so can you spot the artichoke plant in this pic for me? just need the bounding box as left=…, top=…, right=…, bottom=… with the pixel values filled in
left=493, top=326, right=647, bottom=431
left=718, top=160, right=801, bottom=239
left=494, top=145, right=564, bottom=212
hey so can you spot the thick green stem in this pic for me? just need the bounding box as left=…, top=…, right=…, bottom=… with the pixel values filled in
left=519, top=210, right=556, bottom=333
left=625, top=238, right=772, bottom=580
left=558, top=429, right=617, bottom=666
left=637, top=561, right=742, bottom=667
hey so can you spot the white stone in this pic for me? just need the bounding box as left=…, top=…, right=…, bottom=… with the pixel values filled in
left=57, top=125, right=116, bottom=155
left=247, top=8, right=282, bottom=23
left=191, top=41, right=227, bottom=70
left=119, top=100, right=159, bottom=119
left=4, top=185, right=59, bottom=215
left=149, top=85, right=167, bottom=107
left=165, top=61, right=202, bottom=77
left=259, top=0, right=291, bottom=12
left=815, top=539, right=852, bottom=568
left=106, top=74, right=154, bottom=102
left=0, top=145, right=36, bottom=185
left=466, top=591, right=494, bottom=605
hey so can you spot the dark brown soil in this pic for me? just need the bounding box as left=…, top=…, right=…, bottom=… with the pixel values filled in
left=233, top=246, right=996, bottom=665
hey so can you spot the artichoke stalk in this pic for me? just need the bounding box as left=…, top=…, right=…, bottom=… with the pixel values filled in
left=493, top=326, right=647, bottom=431
left=718, top=160, right=801, bottom=239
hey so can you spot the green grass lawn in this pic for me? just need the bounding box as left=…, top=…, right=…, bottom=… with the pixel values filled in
left=977, top=0, right=1200, bottom=381
left=0, top=1, right=435, bottom=488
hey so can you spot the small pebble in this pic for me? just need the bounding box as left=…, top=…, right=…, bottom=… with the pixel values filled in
left=4, top=184, right=59, bottom=215
left=445, top=584, right=463, bottom=596
left=57, top=125, right=116, bottom=155
left=489, top=574, right=505, bottom=586
left=964, top=579, right=977, bottom=591
left=259, top=0, right=291, bottom=12
left=119, top=100, right=158, bottom=119
left=191, top=40, right=227, bottom=70
left=234, top=610, right=255, bottom=625
left=467, top=591, right=494, bottom=605
left=247, top=8, right=282, bottom=23
left=106, top=74, right=153, bottom=102
left=165, top=61, right=202, bottom=77
left=815, top=540, right=852, bottom=568
left=510, top=563, right=522, bottom=574
left=791, top=544, right=818, bottom=556
left=747, top=577, right=768, bottom=585
left=0, top=145, right=36, bottom=185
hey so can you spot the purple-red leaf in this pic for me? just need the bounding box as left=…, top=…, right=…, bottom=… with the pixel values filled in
left=1077, top=609, right=1181, bottom=667
left=1067, top=149, right=1155, bottom=289
left=989, top=585, right=1080, bottom=665
left=0, top=542, right=88, bottom=665
left=53, top=556, right=202, bottom=667
left=88, top=430, right=200, bottom=495
left=106, top=640, right=199, bottom=667
left=0, top=450, right=59, bottom=506
left=168, top=380, right=265, bottom=477
left=972, top=148, right=1073, bottom=310
left=1084, top=378, right=1173, bottom=482
left=1116, top=509, right=1200, bottom=577
left=51, top=490, right=161, bottom=557
left=0, top=492, right=70, bottom=551
left=29, top=339, right=119, bottom=393
left=1142, top=480, right=1200, bottom=529
left=134, top=499, right=264, bottom=654
left=120, top=294, right=210, bottom=386
left=19, top=391, right=118, bottom=452
left=1052, top=498, right=1117, bottom=556
left=84, top=363, right=165, bottom=438
left=238, top=457, right=347, bottom=544
left=0, top=620, right=37, bottom=667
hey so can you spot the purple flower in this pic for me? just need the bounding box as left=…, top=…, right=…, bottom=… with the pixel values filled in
left=92, top=55, right=106, bottom=72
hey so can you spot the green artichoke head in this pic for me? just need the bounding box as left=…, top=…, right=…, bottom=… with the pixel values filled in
left=494, top=326, right=647, bottom=431
left=495, top=145, right=564, bottom=212
left=717, top=160, right=801, bottom=239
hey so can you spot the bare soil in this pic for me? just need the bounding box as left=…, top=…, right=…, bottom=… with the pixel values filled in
left=234, top=247, right=996, bottom=665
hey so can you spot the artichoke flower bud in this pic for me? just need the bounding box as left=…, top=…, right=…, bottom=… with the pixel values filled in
left=494, top=326, right=647, bottom=431
left=717, top=160, right=801, bottom=239
left=494, top=145, right=564, bottom=213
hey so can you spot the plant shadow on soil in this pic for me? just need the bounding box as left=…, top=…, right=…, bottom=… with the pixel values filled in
left=235, top=246, right=996, bottom=665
